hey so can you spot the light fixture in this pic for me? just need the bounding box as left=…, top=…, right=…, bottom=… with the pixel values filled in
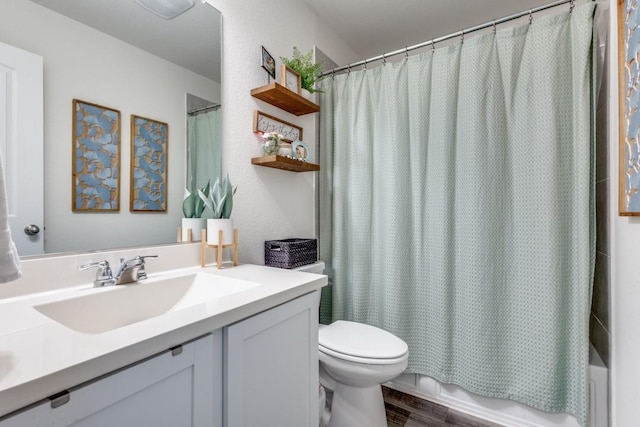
left=132, top=0, right=195, bottom=19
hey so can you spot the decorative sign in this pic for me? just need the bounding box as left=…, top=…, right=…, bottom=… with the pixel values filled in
left=130, top=115, right=168, bottom=212
left=72, top=99, right=120, bottom=211
left=253, top=110, right=303, bottom=143
left=281, top=64, right=301, bottom=94
left=261, top=45, right=276, bottom=80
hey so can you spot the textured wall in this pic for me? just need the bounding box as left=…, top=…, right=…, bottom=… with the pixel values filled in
left=205, top=0, right=357, bottom=264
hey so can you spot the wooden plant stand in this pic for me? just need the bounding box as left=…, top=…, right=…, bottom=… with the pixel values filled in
left=200, top=229, right=239, bottom=269
left=177, top=227, right=192, bottom=242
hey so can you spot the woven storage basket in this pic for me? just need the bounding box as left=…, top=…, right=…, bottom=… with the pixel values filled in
left=264, top=238, right=318, bottom=269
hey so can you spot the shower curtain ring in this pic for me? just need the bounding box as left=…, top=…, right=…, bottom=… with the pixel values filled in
left=569, top=0, right=575, bottom=13
left=460, top=30, right=464, bottom=43
left=405, top=47, right=409, bottom=58
left=529, top=10, right=533, bottom=25
left=347, top=64, right=351, bottom=75
left=363, top=59, right=367, bottom=71
left=331, top=69, right=335, bottom=80
left=431, top=40, right=436, bottom=51
left=382, top=53, right=387, bottom=65
left=492, top=20, right=497, bottom=34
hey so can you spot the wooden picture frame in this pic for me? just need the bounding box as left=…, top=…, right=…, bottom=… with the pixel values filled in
left=619, top=0, right=640, bottom=215
left=130, top=115, right=168, bottom=212
left=261, top=45, right=276, bottom=79
left=253, top=110, right=303, bottom=143
left=72, top=99, right=121, bottom=212
left=281, top=64, right=301, bottom=94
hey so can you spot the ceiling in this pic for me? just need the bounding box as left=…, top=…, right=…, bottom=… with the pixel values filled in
left=30, top=0, right=221, bottom=82
left=300, top=0, right=571, bottom=60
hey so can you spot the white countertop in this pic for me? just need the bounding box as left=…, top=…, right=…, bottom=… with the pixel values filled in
left=0, top=264, right=327, bottom=417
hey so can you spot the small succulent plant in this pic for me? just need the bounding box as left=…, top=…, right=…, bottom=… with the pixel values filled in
left=182, top=181, right=210, bottom=218
left=201, top=174, right=236, bottom=219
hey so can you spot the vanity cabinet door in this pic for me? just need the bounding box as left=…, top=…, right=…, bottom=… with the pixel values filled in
left=224, top=291, right=320, bottom=427
left=0, top=331, right=222, bottom=427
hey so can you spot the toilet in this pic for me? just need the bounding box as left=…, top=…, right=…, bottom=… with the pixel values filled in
left=295, top=262, right=409, bottom=427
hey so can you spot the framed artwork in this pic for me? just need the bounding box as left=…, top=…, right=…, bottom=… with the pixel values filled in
left=292, top=140, right=312, bottom=162
left=253, top=110, right=303, bottom=143
left=72, top=99, right=121, bottom=212
left=261, top=45, right=276, bottom=79
left=130, top=115, right=168, bottom=212
left=281, top=64, right=301, bottom=94
left=619, top=0, right=640, bottom=215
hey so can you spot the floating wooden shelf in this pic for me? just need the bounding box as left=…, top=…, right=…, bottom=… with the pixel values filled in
left=250, top=83, right=319, bottom=116
left=251, top=155, right=320, bottom=172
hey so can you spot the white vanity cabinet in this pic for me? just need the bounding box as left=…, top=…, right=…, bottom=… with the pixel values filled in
left=0, top=290, right=320, bottom=427
left=0, top=331, right=222, bottom=427
left=224, top=291, right=320, bottom=427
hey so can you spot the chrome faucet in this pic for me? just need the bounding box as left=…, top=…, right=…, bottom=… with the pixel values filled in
left=79, top=255, right=158, bottom=287
left=114, top=255, right=158, bottom=285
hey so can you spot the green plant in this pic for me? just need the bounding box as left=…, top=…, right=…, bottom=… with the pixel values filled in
left=182, top=181, right=210, bottom=218
left=280, top=47, right=323, bottom=93
left=201, top=174, right=236, bottom=219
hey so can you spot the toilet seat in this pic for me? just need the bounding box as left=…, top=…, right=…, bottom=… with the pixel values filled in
left=319, top=320, right=408, bottom=365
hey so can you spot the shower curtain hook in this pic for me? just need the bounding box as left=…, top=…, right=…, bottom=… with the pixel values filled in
left=405, top=47, right=409, bottom=59
left=331, top=69, right=335, bottom=80
left=529, top=9, right=533, bottom=25
left=492, top=20, right=497, bottom=35
left=460, top=30, right=464, bottom=44
left=382, top=53, right=387, bottom=65
left=347, top=64, right=351, bottom=76
left=431, top=40, right=436, bottom=51
left=363, top=59, right=367, bottom=71
left=569, top=0, right=575, bottom=13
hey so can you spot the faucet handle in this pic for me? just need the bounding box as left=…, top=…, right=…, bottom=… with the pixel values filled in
left=78, top=260, right=115, bottom=287
left=136, top=255, right=158, bottom=280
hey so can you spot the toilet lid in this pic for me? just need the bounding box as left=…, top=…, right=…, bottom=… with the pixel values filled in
left=318, top=320, right=408, bottom=360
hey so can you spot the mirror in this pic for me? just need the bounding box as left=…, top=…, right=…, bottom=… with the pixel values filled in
left=0, top=0, right=222, bottom=257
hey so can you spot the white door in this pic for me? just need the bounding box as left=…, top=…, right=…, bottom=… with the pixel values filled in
left=0, top=41, right=44, bottom=256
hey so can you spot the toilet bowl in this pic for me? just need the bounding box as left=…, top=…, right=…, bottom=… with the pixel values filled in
left=294, top=262, right=409, bottom=427
left=318, top=320, right=408, bottom=427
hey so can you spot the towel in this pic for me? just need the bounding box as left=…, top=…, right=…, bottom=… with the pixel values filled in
left=0, top=150, right=21, bottom=283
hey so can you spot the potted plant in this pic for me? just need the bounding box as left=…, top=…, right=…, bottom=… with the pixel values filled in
left=202, top=174, right=236, bottom=245
left=181, top=181, right=210, bottom=242
left=260, top=132, right=284, bottom=155
left=280, top=47, right=323, bottom=99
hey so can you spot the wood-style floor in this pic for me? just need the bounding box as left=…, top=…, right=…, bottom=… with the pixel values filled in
left=383, top=386, right=504, bottom=427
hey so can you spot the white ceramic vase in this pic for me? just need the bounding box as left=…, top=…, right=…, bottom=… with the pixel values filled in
left=302, top=88, right=315, bottom=103
left=207, top=218, right=234, bottom=245
left=181, top=217, right=206, bottom=242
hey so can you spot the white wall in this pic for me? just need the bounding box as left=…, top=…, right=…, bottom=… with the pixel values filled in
left=205, top=0, right=357, bottom=264
left=0, top=0, right=220, bottom=253
left=609, top=0, right=640, bottom=425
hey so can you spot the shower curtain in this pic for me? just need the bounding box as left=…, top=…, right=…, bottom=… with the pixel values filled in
left=319, top=4, right=596, bottom=425
left=187, top=109, right=222, bottom=191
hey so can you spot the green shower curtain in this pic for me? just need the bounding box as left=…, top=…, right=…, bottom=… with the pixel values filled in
left=187, top=109, right=222, bottom=191
left=319, top=4, right=596, bottom=426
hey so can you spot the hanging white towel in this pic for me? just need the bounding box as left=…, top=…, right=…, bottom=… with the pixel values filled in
left=0, top=150, right=21, bottom=283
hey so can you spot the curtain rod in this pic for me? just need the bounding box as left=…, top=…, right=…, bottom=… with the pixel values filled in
left=318, top=0, right=590, bottom=78
left=188, top=103, right=221, bottom=116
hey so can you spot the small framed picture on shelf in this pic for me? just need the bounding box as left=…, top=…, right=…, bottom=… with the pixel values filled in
left=292, top=140, right=312, bottom=162
left=281, top=64, right=301, bottom=94
left=261, top=45, right=276, bottom=79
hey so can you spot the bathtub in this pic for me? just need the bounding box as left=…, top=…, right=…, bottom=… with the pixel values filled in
left=387, top=344, right=608, bottom=427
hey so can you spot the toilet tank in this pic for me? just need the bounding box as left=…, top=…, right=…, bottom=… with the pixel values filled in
left=294, top=261, right=325, bottom=274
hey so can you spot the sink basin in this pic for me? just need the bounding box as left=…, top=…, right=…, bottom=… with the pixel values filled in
left=33, top=273, right=259, bottom=333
